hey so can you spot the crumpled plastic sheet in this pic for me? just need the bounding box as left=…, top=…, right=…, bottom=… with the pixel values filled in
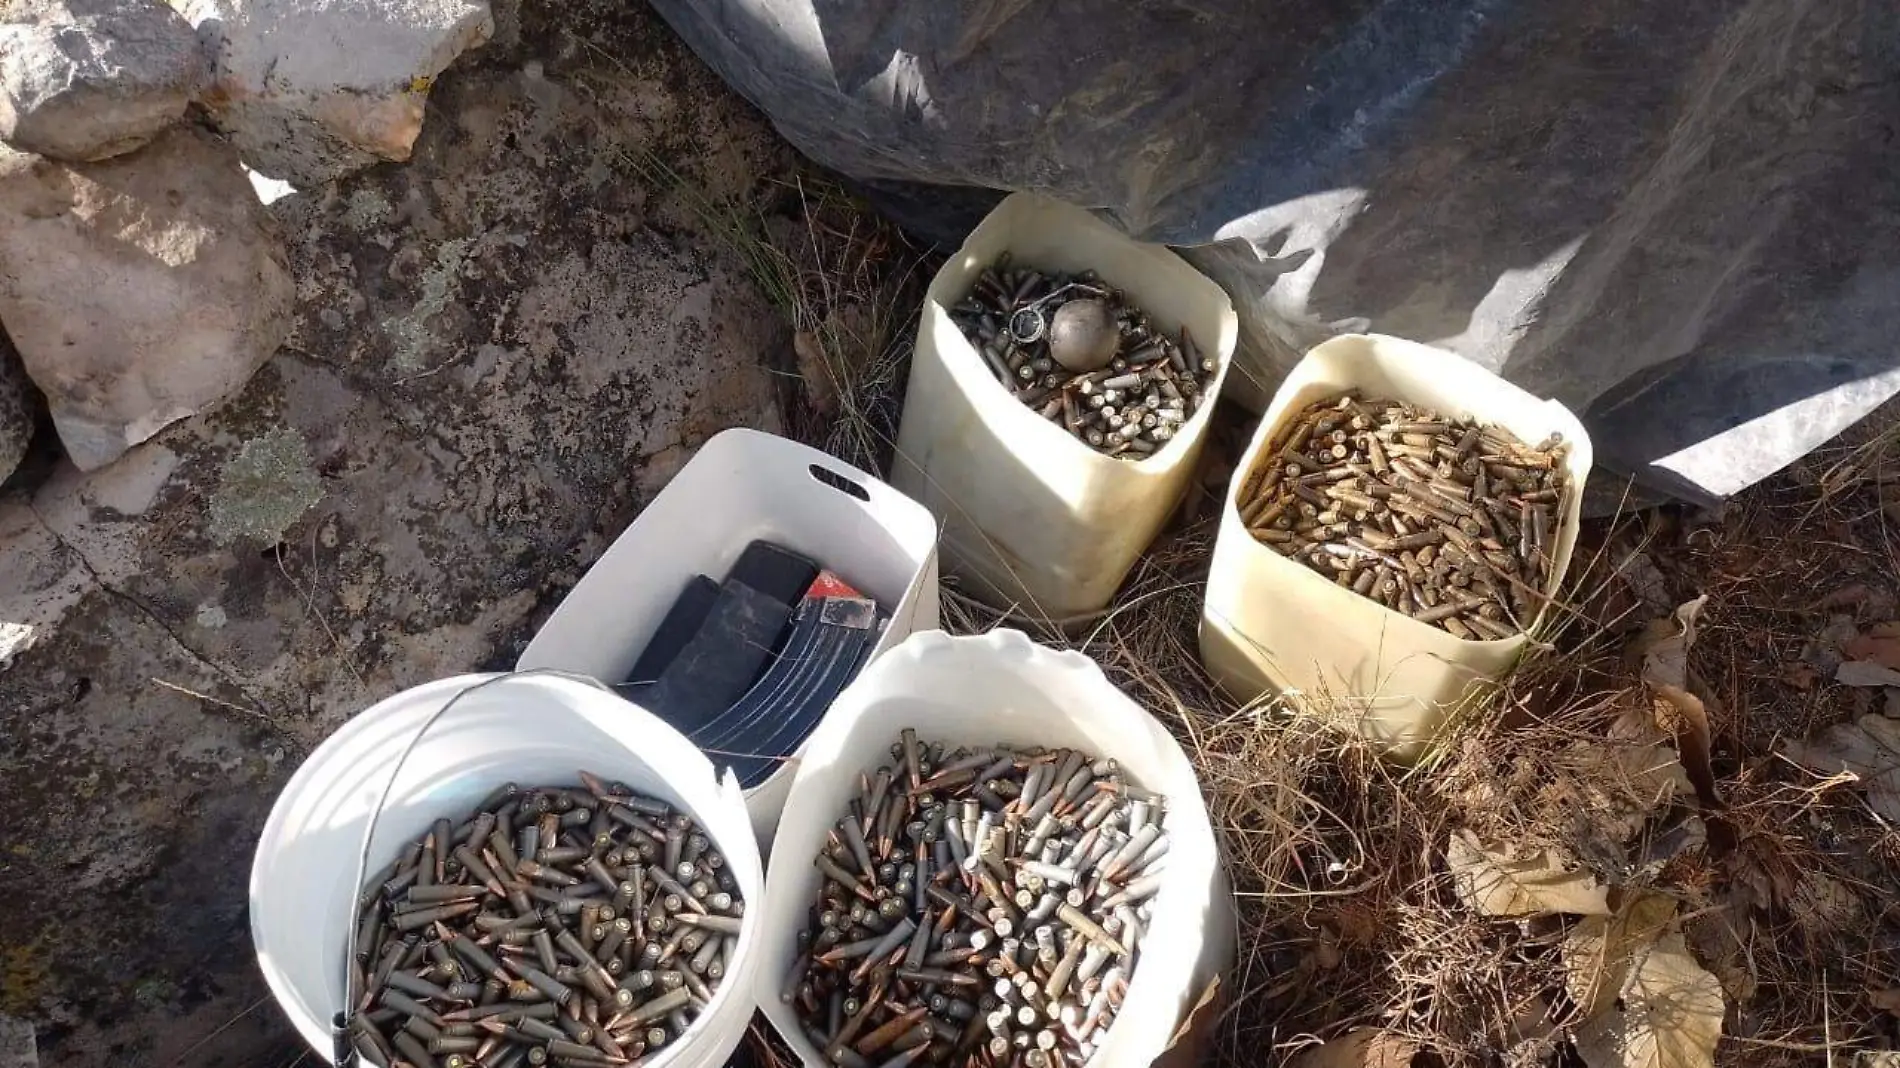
left=649, top=0, right=1900, bottom=510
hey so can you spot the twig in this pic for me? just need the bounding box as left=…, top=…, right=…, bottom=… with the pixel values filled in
left=151, top=678, right=281, bottom=728
left=161, top=995, right=271, bottom=1067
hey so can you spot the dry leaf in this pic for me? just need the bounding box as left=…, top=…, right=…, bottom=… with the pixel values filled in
left=792, top=329, right=839, bottom=416
left=1839, top=660, right=1900, bottom=688
left=1847, top=622, right=1900, bottom=671
left=1554, top=707, right=1695, bottom=851
left=1726, top=837, right=1797, bottom=912
left=1856, top=1054, right=1900, bottom=1068
left=1634, top=596, right=1708, bottom=690
left=1686, top=905, right=1757, bottom=1006
left=1447, top=830, right=1612, bottom=917
left=1572, top=933, right=1725, bottom=1068
left=1506, top=994, right=1561, bottom=1068
left=1652, top=685, right=1721, bottom=808
left=1613, top=550, right=1672, bottom=611
left=1158, top=976, right=1223, bottom=1068
left=1293, top=1028, right=1420, bottom=1068
left=1782, top=714, right=1900, bottom=820
left=1788, top=872, right=1866, bottom=937
left=1565, top=893, right=1682, bottom=1017
left=1606, top=705, right=1693, bottom=796
left=1635, top=816, right=1707, bottom=874
left=1872, top=989, right=1900, bottom=1015
left=1630, top=600, right=1722, bottom=808
left=1609, top=702, right=1678, bottom=750
left=1814, top=584, right=1873, bottom=611
left=1782, top=661, right=1819, bottom=690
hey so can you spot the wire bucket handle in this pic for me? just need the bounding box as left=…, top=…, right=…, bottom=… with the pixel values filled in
left=331, top=669, right=618, bottom=1067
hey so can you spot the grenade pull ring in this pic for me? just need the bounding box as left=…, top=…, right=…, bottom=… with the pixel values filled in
left=1008, top=307, right=1048, bottom=345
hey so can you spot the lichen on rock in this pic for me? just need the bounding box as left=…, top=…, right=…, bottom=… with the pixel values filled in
left=206, top=427, right=322, bottom=545
left=0, top=332, right=34, bottom=484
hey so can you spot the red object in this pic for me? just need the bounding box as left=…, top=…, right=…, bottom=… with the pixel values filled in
left=804, top=570, right=864, bottom=600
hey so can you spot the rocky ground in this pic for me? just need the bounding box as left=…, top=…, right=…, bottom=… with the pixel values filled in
left=0, top=2, right=801, bottom=1063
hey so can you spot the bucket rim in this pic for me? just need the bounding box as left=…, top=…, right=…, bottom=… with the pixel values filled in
left=757, top=628, right=1230, bottom=1068
left=251, top=671, right=762, bottom=1064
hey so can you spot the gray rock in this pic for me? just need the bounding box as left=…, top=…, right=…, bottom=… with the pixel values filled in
left=0, top=1017, right=35, bottom=1068
left=0, top=0, right=207, bottom=161
left=0, top=330, right=33, bottom=482
left=0, top=127, right=292, bottom=470
left=185, top=0, right=492, bottom=186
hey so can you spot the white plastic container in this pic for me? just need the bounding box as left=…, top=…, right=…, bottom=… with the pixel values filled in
left=250, top=672, right=763, bottom=1068
left=892, top=193, right=1239, bottom=623
left=518, top=428, right=940, bottom=843
left=1200, top=334, right=1593, bottom=754
left=756, top=629, right=1235, bottom=1068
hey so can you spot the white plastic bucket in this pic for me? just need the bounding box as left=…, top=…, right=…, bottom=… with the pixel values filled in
left=1200, top=333, right=1594, bottom=753
left=517, top=428, right=940, bottom=843
left=891, top=193, right=1239, bottom=623
left=250, top=672, right=764, bottom=1068
left=756, top=629, right=1235, bottom=1068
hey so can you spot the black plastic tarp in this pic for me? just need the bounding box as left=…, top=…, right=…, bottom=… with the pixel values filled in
left=649, top=0, right=1900, bottom=507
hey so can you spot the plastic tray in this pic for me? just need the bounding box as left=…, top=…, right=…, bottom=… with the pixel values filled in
left=518, top=429, right=940, bottom=842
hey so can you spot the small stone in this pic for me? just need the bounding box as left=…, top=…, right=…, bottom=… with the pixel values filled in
left=0, top=127, right=293, bottom=469
left=0, top=621, right=34, bottom=673
left=0, top=1015, right=34, bottom=1068
left=185, top=0, right=493, bottom=185
left=0, top=0, right=207, bottom=161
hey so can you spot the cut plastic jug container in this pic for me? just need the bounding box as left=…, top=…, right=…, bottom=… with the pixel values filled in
left=1200, top=334, right=1593, bottom=754
left=518, top=428, right=940, bottom=844
left=892, top=192, right=1239, bottom=623
left=757, top=629, right=1235, bottom=1068
left=250, top=672, right=763, bottom=1068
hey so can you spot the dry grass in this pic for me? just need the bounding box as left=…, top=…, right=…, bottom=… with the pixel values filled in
left=737, top=182, right=1900, bottom=1066
left=1634, top=400, right=1900, bottom=1066
left=743, top=179, right=931, bottom=475
left=600, top=129, right=932, bottom=476
left=934, top=522, right=1685, bottom=1064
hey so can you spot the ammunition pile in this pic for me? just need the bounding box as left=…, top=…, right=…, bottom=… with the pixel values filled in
left=345, top=774, right=743, bottom=1068
left=948, top=260, right=1217, bottom=460
left=1235, top=392, right=1571, bottom=639
left=785, top=731, right=1166, bottom=1068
